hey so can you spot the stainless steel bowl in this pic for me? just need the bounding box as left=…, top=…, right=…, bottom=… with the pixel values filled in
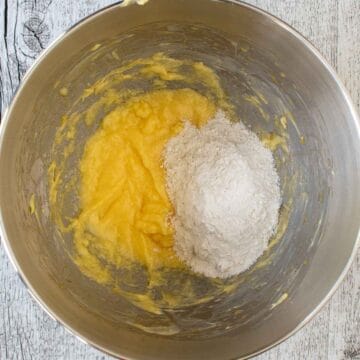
left=0, top=1, right=359, bottom=359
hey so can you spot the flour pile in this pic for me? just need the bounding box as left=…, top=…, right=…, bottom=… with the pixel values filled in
left=164, top=111, right=281, bottom=278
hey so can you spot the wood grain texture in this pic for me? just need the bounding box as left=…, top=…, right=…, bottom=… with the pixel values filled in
left=0, top=0, right=359, bottom=359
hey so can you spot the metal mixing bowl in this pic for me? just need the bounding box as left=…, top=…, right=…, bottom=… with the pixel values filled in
left=0, top=0, right=359, bottom=359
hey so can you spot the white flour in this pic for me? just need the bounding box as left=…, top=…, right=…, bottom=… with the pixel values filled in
left=164, top=111, right=281, bottom=278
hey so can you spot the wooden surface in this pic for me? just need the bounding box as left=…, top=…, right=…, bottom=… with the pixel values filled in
left=0, top=0, right=359, bottom=359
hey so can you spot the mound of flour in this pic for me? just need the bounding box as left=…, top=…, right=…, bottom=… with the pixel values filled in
left=164, top=111, right=281, bottom=278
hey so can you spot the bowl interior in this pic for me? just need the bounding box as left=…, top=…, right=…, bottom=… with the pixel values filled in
left=1, top=1, right=359, bottom=359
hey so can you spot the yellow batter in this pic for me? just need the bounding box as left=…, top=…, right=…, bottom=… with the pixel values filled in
left=48, top=53, right=238, bottom=313
left=74, top=89, right=215, bottom=282
left=48, top=52, right=293, bottom=316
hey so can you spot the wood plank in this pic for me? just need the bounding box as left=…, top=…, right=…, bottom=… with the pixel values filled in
left=326, top=1, right=360, bottom=358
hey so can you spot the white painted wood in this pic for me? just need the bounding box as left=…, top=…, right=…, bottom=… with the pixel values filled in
left=0, top=0, right=359, bottom=359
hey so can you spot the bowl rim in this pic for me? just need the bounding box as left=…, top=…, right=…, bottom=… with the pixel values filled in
left=0, top=0, right=359, bottom=359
